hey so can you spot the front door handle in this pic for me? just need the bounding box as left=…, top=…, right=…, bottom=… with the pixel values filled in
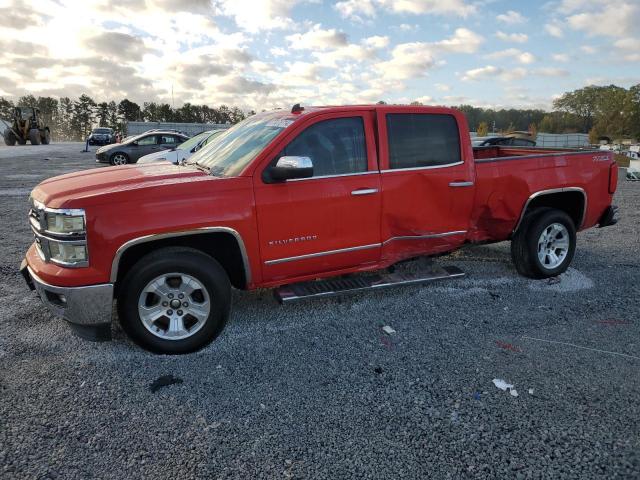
left=351, top=188, right=379, bottom=196
left=449, top=181, right=474, bottom=187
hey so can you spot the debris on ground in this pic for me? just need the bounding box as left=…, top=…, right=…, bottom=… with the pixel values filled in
left=149, top=375, right=183, bottom=393
left=493, top=378, right=519, bottom=397
left=495, top=340, right=523, bottom=352
left=528, top=388, right=534, bottom=395
left=382, top=325, right=396, bottom=335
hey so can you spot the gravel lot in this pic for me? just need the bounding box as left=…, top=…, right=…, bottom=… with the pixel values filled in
left=1, top=143, right=638, bottom=479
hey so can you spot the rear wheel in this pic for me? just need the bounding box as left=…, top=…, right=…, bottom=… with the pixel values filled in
left=110, top=152, right=129, bottom=165
left=117, top=247, right=231, bottom=354
left=3, top=129, right=16, bottom=146
left=511, top=208, right=576, bottom=279
left=29, top=128, right=41, bottom=145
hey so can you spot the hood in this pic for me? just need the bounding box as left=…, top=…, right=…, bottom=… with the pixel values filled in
left=32, top=162, right=209, bottom=208
left=96, top=143, right=119, bottom=154
left=138, top=149, right=180, bottom=164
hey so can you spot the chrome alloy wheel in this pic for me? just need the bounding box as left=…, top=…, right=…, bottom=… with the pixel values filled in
left=537, top=223, right=570, bottom=269
left=112, top=154, right=128, bottom=165
left=137, top=273, right=211, bottom=340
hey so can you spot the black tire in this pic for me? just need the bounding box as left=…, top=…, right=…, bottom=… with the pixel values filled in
left=511, top=208, right=576, bottom=279
left=29, top=128, right=41, bottom=145
left=41, top=129, right=51, bottom=145
left=110, top=152, right=129, bottom=165
left=117, top=247, right=231, bottom=354
left=3, top=129, right=16, bottom=146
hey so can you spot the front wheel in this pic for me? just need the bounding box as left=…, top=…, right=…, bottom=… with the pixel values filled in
left=117, top=247, right=231, bottom=354
left=41, top=129, right=51, bottom=145
left=29, top=128, right=41, bottom=145
left=3, top=129, right=16, bottom=146
left=511, top=209, right=576, bottom=279
left=110, top=152, right=129, bottom=165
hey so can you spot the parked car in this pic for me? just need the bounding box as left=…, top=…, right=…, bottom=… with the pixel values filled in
left=138, top=130, right=223, bottom=165
left=21, top=104, right=618, bottom=354
left=473, top=135, right=536, bottom=147
left=95, top=131, right=189, bottom=165
left=87, top=127, right=114, bottom=146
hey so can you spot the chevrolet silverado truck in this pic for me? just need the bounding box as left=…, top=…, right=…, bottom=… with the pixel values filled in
left=21, top=105, right=619, bottom=354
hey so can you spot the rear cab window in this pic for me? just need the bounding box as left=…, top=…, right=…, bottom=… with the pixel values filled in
left=385, top=113, right=461, bottom=169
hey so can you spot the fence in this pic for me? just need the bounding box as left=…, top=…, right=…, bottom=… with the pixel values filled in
left=126, top=122, right=231, bottom=137
left=535, top=133, right=590, bottom=148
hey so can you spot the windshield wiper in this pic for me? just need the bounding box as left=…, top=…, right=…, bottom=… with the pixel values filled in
left=209, top=165, right=226, bottom=177
left=189, top=162, right=209, bottom=173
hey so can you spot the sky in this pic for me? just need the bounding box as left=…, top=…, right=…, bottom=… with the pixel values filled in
left=0, top=0, right=638, bottom=111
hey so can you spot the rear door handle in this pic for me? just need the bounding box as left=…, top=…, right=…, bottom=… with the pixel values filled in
left=351, top=188, right=379, bottom=196
left=448, top=181, right=474, bottom=187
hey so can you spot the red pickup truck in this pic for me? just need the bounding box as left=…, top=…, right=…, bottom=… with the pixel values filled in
left=21, top=105, right=619, bottom=354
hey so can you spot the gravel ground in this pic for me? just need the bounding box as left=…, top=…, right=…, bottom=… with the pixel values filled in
left=1, top=143, right=638, bottom=479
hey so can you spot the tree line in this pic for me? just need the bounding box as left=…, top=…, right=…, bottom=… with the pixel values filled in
left=457, top=84, right=640, bottom=140
left=1, top=83, right=638, bottom=142
left=0, top=94, right=253, bottom=141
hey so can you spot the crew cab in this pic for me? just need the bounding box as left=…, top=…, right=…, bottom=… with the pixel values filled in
left=21, top=105, right=619, bottom=354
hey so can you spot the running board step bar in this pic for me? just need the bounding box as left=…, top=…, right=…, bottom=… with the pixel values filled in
left=274, top=265, right=465, bottom=304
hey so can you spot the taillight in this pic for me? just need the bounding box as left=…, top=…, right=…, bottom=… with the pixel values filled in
left=608, top=162, right=618, bottom=194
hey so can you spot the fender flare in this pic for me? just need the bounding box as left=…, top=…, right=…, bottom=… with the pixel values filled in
left=513, top=187, right=587, bottom=233
left=110, top=227, right=252, bottom=285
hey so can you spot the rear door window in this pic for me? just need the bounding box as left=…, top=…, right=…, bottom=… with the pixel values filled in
left=386, top=113, right=461, bottom=169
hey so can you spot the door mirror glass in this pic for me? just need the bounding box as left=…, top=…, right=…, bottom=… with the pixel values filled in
left=270, top=156, right=313, bottom=181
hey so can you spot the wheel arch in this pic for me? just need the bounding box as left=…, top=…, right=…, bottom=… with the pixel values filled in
left=110, top=151, right=129, bottom=160
left=513, top=187, right=587, bottom=234
left=111, top=228, right=251, bottom=293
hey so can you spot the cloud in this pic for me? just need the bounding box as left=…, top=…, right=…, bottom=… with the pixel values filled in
left=544, top=21, right=564, bottom=38
left=461, top=65, right=527, bottom=82
left=462, top=65, right=569, bottom=83
left=286, top=24, right=349, bottom=50
left=84, top=31, right=152, bottom=61
left=335, top=0, right=476, bottom=21
left=486, top=48, right=536, bottom=64
left=363, top=35, right=390, bottom=49
left=375, top=43, right=436, bottom=80
left=214, top=0, right=302, bottom=31
left=368, top=28, right=482, bottom=82
left=495, top=31, right=528, bottom=43
left=433, top=28, right=483, bottom=54
left=535, top=67, right=570, bottom=77
left=552, top=53, right=570, bottom=62
left=566, top=1, right=640, bottom=38
left=496, top=10, right=526, bottom=24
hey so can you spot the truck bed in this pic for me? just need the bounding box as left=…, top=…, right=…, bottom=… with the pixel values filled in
left=469, top=146, right=615, bottom=242
left=472, top=145, right=595, bottom=161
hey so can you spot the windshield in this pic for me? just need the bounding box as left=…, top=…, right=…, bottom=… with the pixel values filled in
left=94, top=128, right=111, bottom=134
left=178, top=131, right=214, bottom=151
left=186, top=113, right=292, bottom=177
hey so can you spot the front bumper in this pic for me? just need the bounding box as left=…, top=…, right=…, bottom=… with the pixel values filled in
left=20, top=259, right=114, bottom=341
left=95, top=151, right=109, bottom=163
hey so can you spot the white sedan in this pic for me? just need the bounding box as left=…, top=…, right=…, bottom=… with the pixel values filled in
left=138, top=130, right=223, bottom=164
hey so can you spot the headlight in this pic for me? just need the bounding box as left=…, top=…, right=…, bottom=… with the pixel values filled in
left=46, top=212, right=85, bottom=234
left=49, top=241, right=88, bottom=264
left=29, top=202, right=89, bottom=267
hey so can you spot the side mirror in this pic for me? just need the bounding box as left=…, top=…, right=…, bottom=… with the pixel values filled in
left=131, top=141, right=138, bottom=146
left=270, top=156, right=313, bottom=181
